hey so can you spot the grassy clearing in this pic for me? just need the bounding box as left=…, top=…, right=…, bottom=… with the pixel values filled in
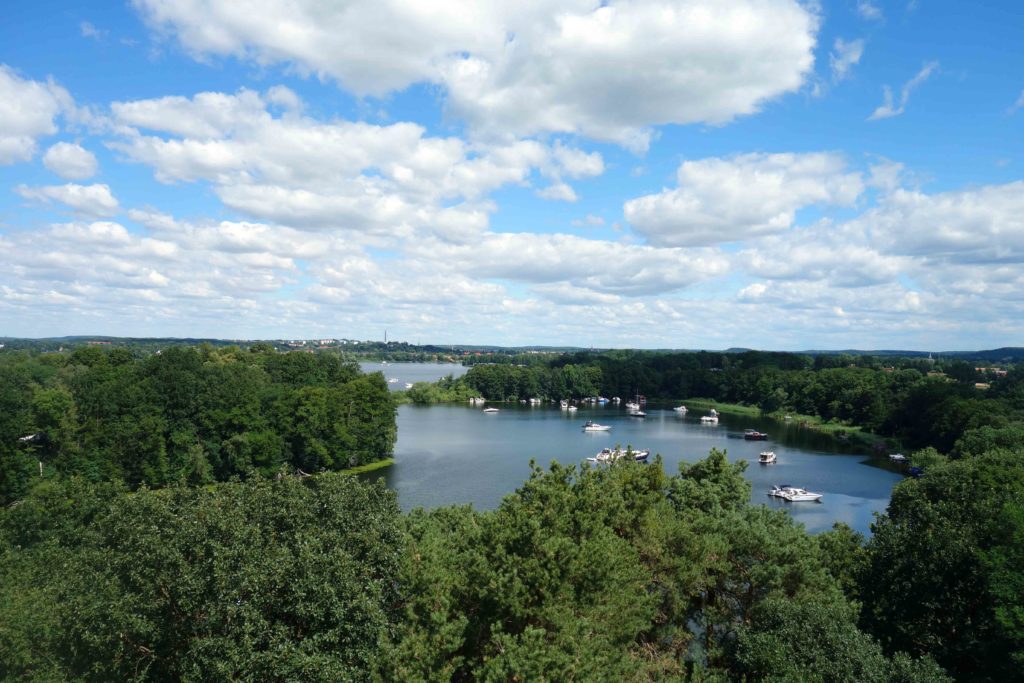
left=679, top=398, right=761, bottom=417
left=339, top=458, right=395, bottom=475
left=679, top=398, right=885, bottom=447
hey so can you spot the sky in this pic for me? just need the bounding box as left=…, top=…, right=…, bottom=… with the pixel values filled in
left=0, top=1, right=1022, bottom=350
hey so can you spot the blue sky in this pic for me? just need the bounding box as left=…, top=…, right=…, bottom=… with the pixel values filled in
left=0, top=0, right=1022, bottom=350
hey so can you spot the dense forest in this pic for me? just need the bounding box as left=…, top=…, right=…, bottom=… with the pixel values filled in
left=0, top=345, right=396, bottom=504
left=440, top=350, right=1024, bottom=454
left=3, top=448, right=1021, bottom=681
left=1, top=344, right=1022, bottom=680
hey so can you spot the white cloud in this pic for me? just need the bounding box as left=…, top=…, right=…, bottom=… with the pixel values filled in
left=624, top=152, right=864, bottom=246
left=109, top=88, right=605, bottom=242
left=0, top=65, right=72, bottom=164
left=132, top=0, right=820, bottom=148
left=1009, top=89, right=1024, bottom=115
left=537, top=182, right=578, bottom=202
left=869, top=61, right=939, bottom=120
left=406, top=232, right=730, bottom=296
left=868, top=182, right=1024, bottom=263
left=16, top=183, right=120, bottom=217
left=830, top=38, right=864, bottom=82
left=857, top=1, right=882, bottom=21
left=80, top=21, right=108, bottom=41
left=42, top=142, right=98, bottom=179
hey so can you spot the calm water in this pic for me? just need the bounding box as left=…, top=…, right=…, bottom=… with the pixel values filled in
left=359, top=364, right=903, bottom=535
left=360, top=362, right=468, bottom=391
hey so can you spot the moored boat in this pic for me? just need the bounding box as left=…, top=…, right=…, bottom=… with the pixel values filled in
left=586, top=447, right=651, bottom=463
left=769, top=485, right=822, bottom=502
left=744, top=429, right=768, bottom=440
left=673, top=405, right=687, bottom=413
left=482, top=407, right=499, bottom=413
left=582, top=420, right=611, bottom=431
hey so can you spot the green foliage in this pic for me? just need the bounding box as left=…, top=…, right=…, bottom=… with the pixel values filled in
left=861, top=449, right=1024, bottom=680
left=732, top=596, right=950, bottom=683
left=1, top=474, right=402, bottom=682
left=0, top=346, right=396, bottom=504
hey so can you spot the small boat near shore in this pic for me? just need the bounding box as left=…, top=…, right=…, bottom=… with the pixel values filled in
left=889, top=453, right=908, bottom=462
left=482, top=407, right=499, bottom=413
left=582, top=420, right=611, bottom=432
left=759, top=451, right=777, bottom=464
left=673, top=405, right=687, bottom=413
left=744, top=429, right=768, bottom=440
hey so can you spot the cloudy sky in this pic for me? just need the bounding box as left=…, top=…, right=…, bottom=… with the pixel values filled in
left=1, top=1, right=1022, bottom=350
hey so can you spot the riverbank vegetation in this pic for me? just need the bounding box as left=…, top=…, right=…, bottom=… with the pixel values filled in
left=418, top=349, right=1022, bottom=456
left=14, top=448, right=1015, bottom=681
left=1, top=344, right=1022, bottom=680
left=0, top=345, right=397, bottom=505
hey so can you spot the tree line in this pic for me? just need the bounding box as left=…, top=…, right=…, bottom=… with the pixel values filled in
left=0, top=344, right=397, bottom=504
left=446, top=350, right=1023, bottom=454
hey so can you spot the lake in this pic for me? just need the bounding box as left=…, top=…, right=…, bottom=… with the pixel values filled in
left=359, top=364, right=903, bottom=535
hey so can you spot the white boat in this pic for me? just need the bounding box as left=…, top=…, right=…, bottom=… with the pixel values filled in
left=482, top=407, right=499, bottom=413
left=586, top=447, right=650, bottom=463
left=582, top=420, right=611, bottom=431
left=611, top=397, right=621, bottom=404
left=700, top=415, right=719, bottom=424
left=769, top=485, right=822, bottom=502
left=628, top=410, right=647, bottom=418
left=404, top=382, right=413, bottom=389
left=560, top=400, right=569, bottom=410
left=889, top=453, right=908, bottom=462
left=625, top=401, right=640, bottom=411
left=387, top=378, right=398, bottom=383
left=469, top=397, right=485, bottom=404
left=759, top=451, right=777, bottom=464
left=673, top=405, right=687, bottom=413
left=529, top=398, right=542, bottom=405
left=568, top=405, right=578, bottom=412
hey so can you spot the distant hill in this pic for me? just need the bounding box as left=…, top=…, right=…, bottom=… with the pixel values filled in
left=1, top=337, right=1020, bottom=363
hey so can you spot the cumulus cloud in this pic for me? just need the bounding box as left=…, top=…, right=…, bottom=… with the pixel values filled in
left=132, top=0, right=820, bottom=148
left=867, top=182, right=1024, bottom=264
left=830, top=38, right=864, bottom=82
left=869, top=61, right=939, bottom=120
left=109, top=87, right=604, bottom=241
left=0, top=65, right=72, bottom=164
left=1009, top=89, right=1024, bottom=115
left=857, top=1, right=882, bottom=21
left=42, top=142, right=99, bottom=179
left=15, top=183, right=120, bottom=217
left=623, top=152, right=864, bottom=246
left=405, top=232, right=730, bottom=296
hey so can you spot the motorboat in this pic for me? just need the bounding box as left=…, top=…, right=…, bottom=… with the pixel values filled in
left=628, top=411, right=646, bottom=418
left=673, top=405, right=687, bottom=413
left=769, top=485, right=822, bottom=502
left=404, top=383, right=413, bottom=389
left=568, top=405, right=578, bottom=412
left=529, top=398, right=542, bottom=405
left=586, top=447, right=650, bottom=463
left=625, top=401, right=640, bottom=411
left=387, top=378, right=398, bottom=384
left=889, top=453, right=908, bottom=462
left=700, top=415, right=719, bottom=424
left=582, top=421, right=611, bottom=432
left=482, top=407, right=500, bottom=413
left=560, top=400, right=569, bottom=410
left=744, top=429, right=768, bottom=440
left=758, top=451, right=777, bottom=464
